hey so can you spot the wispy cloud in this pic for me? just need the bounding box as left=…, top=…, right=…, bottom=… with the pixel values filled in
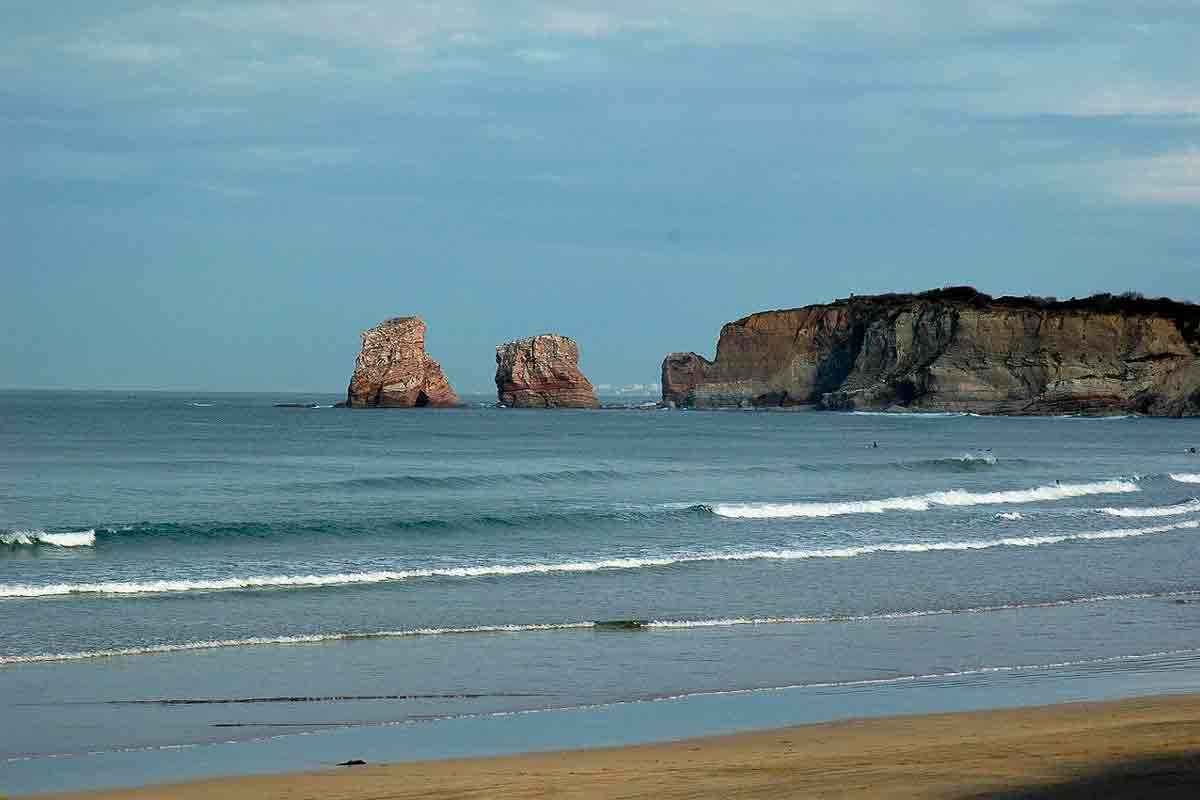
left=1069, top=85, right=1200, bottom=118
left=64, top=39, right=182, bottom=65
left=17, top=146, right=149, bottom=182
left=1100, top=149, right=1200, bottom=205
left=513, top=48, right=563, bottom=64
left=240, top=146, right=358, bottom=170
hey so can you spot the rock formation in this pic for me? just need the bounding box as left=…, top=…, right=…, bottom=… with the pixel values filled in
left=495, top=334, right=600, bottom=408
left=662, top=287, right=1200, bottom=416
left=346, top=317, right=460, bottom=408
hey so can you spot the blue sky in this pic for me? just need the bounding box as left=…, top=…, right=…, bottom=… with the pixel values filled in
left=4, top=2, right=1198, bottom=392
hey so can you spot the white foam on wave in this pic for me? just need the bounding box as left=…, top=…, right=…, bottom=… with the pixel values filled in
left=995, top=512, right=1024, bottom=521
left=7, top=589, right=1193, bottom=665
left=0, top=529, right=95, bottom=548
left=956, top=452, right=997, bottom=464
left=713, top=479, right=1138, bottom=519
left=642, top=647, right=1200, bottom=705
left=2, top=519, right=1194, bottom=600
left=1101, top=499, right=1200, bottom=518
left=849, top=411, right=968, bottom=418
left=0, top=622, right=595, bottom=664
left=1171, top=473, right=1200, bottom=484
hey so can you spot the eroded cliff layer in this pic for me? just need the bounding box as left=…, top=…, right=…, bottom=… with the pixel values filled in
left=347, top=317, right=460, bottom=408
left=662, top=288, right=1200, bottom=416
left=496, top=334, right=600, bottom=408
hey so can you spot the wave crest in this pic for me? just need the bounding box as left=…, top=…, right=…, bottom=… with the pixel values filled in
left=1101, top=499, right=1200, bottom=518
left=713, top=479, right=1138, bottom=519
left=2, top=519, right=1193, bottom=600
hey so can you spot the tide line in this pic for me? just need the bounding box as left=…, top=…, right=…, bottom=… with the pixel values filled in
left=4, top=589, right=1196, bottom=665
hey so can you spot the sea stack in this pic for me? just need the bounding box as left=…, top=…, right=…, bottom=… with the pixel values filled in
left=662, top=287, right=1200, bottom=416
left=346, top=317, right=460, bottom=408
left=495, top=334, right=600, bottom=408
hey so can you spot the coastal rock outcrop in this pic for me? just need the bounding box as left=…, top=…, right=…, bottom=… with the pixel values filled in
left=662, top=287, right=1200, bottom=416
left=495, top=334, right=600, bottom=408
left=346, top=317, right=460, bottom=408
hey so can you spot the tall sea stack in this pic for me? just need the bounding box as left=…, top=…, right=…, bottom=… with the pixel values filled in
left=495, top=334, right=600, bottom=408
left=346, top=317, right=460, bottom=408
left=662, top=287, right=1200, bottom=416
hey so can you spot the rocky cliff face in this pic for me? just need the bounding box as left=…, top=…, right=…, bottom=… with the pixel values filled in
left=496, top=334, right=600, bottom=408
left=663, top=288, right=1200, bottom=416
left=347, top=317, right=460, bottom=408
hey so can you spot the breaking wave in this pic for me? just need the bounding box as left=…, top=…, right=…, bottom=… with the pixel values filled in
left=1101, top=499, right=1200, bottom=518
left=1171, top=473, right=1200, bottom=484
left=5, top=589, right=1194, bottom=665
left=18, top=505, right=715, bottom=547
left=713, top=479, right=1138, bottom=519
left=848, top=411, right=970, bottom=418
left=0, top=530, right=96, bottom=548
left=2, top=519, right=1194, bottom=600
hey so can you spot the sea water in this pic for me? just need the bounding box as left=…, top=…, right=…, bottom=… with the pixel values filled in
left=4, top=391, right=1200, bottom=793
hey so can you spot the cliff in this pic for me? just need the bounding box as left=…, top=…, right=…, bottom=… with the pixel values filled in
left=347, top=317, right=460, bottom=408
left=496, top=334, right=600, bottom=408
left=662, top=288, right=1200, bottom=416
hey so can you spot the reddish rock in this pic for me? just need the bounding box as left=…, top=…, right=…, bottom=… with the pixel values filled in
left=495, top=334, right=599, bottom=408
left=661, top=288, right=1200, bottom=416
left=661, top=352, right=713, bottom=407
left=347, top=317, right=460, bottom=408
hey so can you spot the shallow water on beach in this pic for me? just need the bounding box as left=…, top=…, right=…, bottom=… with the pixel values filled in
left=4, top=390, right=1200, bottom=793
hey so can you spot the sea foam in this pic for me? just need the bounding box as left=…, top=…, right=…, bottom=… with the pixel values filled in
left=0, top=529, right=96, bottom=548
left=1101, top=499, right=1200, bottom=518
left=712, top=479, right=1138, bottom=519
left=1171, top=473, right=1200, bottom=484
left=1, top=518, right=1193, bottom=600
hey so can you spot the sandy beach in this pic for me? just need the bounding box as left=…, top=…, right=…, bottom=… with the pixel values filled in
left=33, top=693, right=1200, bottom=800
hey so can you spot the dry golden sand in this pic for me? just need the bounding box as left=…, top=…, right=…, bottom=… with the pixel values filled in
left=35, top=694, right=1200, bottom=800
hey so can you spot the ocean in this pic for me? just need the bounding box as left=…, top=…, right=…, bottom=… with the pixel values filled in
left=4, top=390, right=1200, bottom=794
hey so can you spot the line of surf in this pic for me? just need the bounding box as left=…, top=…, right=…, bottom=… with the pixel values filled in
left=2, top=519, right=1195, bottom=601
left=1171, top=473, right=1200, bottom=484
left=5, top=589, right=1195, bottom=665
left=1101, top=499, right=1200, bottom=518
left=713, top=479, right=1138, bottom=519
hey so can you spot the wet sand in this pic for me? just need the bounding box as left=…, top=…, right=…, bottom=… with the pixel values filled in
left=35, top=693, right=1200, bottom=799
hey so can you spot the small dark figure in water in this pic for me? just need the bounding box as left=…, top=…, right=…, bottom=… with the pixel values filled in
left=1055, top=479, right=1061, bottom=486
left=1189, top=447, right=1198, bottom=454
left=872, top=441, right=878, bottom=449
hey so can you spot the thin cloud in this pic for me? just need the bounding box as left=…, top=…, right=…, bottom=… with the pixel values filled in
left=240, top=146, right=358, bottom=170
left=1070, top=85, right=1200, bottom=118
left=64, top=40, right=182, bottom=65
left=1102, top=149, right=1200, bottom=205
left=514, top=48, right=563, bottom=64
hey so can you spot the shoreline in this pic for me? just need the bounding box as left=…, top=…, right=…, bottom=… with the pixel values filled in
left=31, top=693, right=1200, bottom=799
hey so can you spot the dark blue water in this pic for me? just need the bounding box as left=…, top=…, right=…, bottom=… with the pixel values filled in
left=4, top=390, right=1200, bottom=794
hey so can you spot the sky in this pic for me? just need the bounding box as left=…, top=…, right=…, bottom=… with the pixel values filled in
left=3, top=1, right=1199, bottom=393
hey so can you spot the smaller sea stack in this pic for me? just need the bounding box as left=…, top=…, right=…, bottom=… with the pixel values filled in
left=346, top=317, right=460, bottom=408
left=495, top=334, right=600, bottom=408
